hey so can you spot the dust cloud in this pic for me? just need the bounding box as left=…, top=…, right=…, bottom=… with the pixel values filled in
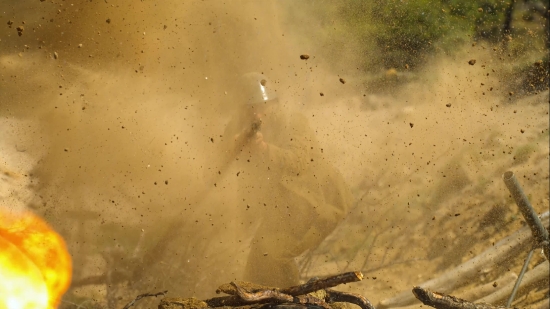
left=1, top=0, right=548, bottom=307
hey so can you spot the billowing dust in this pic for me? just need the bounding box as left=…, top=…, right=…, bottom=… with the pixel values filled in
left=1, top=0, right=548, bottom=308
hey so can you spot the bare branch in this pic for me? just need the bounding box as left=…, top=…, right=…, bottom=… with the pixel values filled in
left=122, top=290, right=168, bottom=309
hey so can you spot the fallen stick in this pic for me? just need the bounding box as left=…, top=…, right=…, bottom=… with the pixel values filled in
left=325, top=289, right=376, bottom=309
left=121, top=290, right=167, bottom=309
left=412, top=286, right=509, bottom=309
left=503, top=171, right=550, bottom=260
left=217, top=271, right=364, bottom=297
left=231, top=282, right=331, bottom=309
left=475, top=262, right=549, bottom=305
left=377, top=212, right=549, bottom=309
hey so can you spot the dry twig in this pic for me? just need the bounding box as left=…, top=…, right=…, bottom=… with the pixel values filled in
left=325, top=289, right=376, bottom=309
left=217, top=271, right=363, bottom=297
left=412, top=286, right=509, bottom=309
left=122, top=290, right=168, bottom=309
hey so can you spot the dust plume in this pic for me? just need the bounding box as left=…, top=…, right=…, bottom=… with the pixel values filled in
left=0, top=0, right=548, bottom=307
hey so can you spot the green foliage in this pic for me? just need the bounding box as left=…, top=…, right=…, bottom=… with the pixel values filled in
left=283, top=0, right=548, bottom=76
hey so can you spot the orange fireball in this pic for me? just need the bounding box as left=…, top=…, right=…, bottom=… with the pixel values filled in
left=0, top=208, right=72, bottom=309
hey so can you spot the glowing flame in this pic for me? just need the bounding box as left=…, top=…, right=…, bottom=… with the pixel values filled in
left=0, top=208, right=72, bottom=309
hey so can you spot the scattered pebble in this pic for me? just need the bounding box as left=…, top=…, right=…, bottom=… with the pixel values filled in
left=7, top=20, right=13, bottom=27
left=446, top=103, right=451, bottom=107
left=78, top=43, right=83, bottom=48
left=509, top=91, right=514, bottom=96
left=106, top=18, right=111, bottom=24
left=520, top=129, right=525, bottom=134
left=300, top=54, right=309, bottom=60
left=339, top=78, right=346, bottom=84
left=477, top=8, right=483, bottom=12
left=53, top=51, right=59, bottom=59
left=409, top=123, right=414, bottom=128
left=404, top=64, right=409, bottom=69
left=468, top=59, right=476, bottom=65
left=319, top=92, right=324, bottom=96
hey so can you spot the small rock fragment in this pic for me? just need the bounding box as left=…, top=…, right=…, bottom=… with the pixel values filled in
left=319, top=92, right=324, bottom=96
left=409, top=123, right=414, bottom=128
left=7, top=20, right=13, bottom=27
left=53, top=52, right=59, bottom=59
left=106, top=18, right=111, bottom=24
left=520, top=129, right=525, bottom=134
left=78, top=43, right=82, bottom=48
left=468, top=59, right=476, bottom=65
left=300, top=54, right=310, bottom=60
left=339, top=78, right=346, bottom=84
left=509, top=91, right=514, bottom=96
left=445, top=103, right=451, bottom=107
left=478, top=8, right=483, bottom=12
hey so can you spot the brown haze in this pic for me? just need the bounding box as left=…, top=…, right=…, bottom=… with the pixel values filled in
left=1, top=0, right=548, bottom=307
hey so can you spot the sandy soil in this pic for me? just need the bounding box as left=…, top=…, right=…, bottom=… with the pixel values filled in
left=0, top=1, right=548, bottom=308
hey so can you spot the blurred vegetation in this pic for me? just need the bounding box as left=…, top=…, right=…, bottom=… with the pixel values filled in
left=283, top=0, right=549, bottom=93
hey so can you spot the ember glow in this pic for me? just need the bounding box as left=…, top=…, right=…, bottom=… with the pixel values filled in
left=0, top=208, right=72, bottom=309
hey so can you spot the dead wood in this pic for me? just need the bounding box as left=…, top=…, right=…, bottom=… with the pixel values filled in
left=231, top=282, right=294, bottom=303
left=378, top=212, right=549, bottom=309
left=121, top=290, right=167, bottom=309
left=412, top=287, right=509, bottom=309
left=282, top=271, right=364, bottom=296
left=231, top=282, right=332, bottom=309
left=217, top=281, right=275, bottom=295
left=205, top=295, right=252, bottom=307
left=475, top=262, right=549, bottom=305
left=217, top=271, right=363, bottom=297
left=325, top=289, right=376, bottom=309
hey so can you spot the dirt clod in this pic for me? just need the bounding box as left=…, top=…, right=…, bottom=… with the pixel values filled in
left=300, top=54, right=310, bottom=60
left=320, top=92, right=324, bottom=96
left=468, top=59, right=476, bottom=65
left=16, top=26, right=24, bottom=36
left=339, top=78, right=346, bottom=84
left=409, top=123, right=414, bottom=128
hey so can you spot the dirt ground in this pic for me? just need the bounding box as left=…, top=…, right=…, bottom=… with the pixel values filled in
left=0, top=1, right=548, bottom=309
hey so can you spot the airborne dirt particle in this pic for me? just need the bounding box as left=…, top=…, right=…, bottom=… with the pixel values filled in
left=468, top=59, right=476, bottom=65
left=16, top=26, right=24, bottom=36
